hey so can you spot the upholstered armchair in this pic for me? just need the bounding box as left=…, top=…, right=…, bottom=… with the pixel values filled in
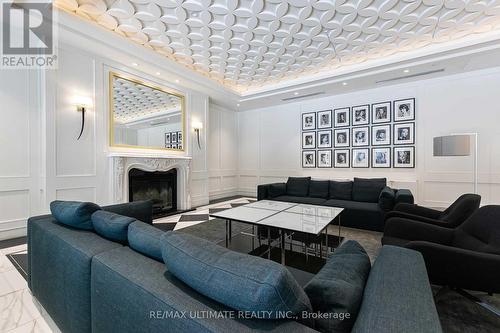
left=385, top=193, right=481, bottom=228
left=382, top=205, right=500, bottom=293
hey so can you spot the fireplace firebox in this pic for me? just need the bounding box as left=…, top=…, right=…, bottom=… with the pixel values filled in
left=128, top=168, right=177, bottom=218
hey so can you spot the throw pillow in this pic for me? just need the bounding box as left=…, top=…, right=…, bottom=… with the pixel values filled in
left=91, top=210, right=135, bottom=244
left=161, top=231, right=312, bottom=318
left=329, top=181, right=353, bottom=200
left=286, top=177, right=311, bottom=197
left=304, top=240, right=371, bottom=333
left=309, top=180, right=329, bottom=198
left=128, top=221, right=164, bottom=262
left=268, top=183, right=286, bottom=198
left=50, top=200, right=101, bottom=230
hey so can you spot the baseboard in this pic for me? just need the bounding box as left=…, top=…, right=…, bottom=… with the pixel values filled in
left=209, top=190, right=240, bottom=201
left=0, top=227, right=27, bottom=241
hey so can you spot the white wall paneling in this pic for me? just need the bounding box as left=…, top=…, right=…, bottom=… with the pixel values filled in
left=207, top=104, right=238, bottom=200
left=237, top=67, right=500, bottom=207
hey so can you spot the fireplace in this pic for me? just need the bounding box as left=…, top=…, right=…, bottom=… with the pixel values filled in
left=128, top=168, right=177, bottom=218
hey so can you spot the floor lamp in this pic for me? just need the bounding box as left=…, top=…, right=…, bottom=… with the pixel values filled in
left=433, top=133, right=478, bottom=194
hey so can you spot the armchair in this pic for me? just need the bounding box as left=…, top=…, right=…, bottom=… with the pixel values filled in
left=385, top=193, right=481, bottom=228
left=382, top=205, right=500, bottom=293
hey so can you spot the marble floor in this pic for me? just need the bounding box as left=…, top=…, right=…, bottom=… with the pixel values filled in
left=0, top=196, right=384, bottom=332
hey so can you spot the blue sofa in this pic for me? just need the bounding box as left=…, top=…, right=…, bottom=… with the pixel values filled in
left=258, top=177, right=414, bottom=231
left=28, top=202, right=440, bottom=333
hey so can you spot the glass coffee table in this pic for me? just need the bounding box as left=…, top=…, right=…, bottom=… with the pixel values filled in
left=209, top=200, right=343, bottom=265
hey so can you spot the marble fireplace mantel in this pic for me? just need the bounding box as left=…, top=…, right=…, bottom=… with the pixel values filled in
left=108, top=152, right=192, bottom=210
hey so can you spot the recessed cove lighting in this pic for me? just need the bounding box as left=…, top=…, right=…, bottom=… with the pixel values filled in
left=342, top=82, right=348, bottom=86
left=132, top=63, right=138, bottom=67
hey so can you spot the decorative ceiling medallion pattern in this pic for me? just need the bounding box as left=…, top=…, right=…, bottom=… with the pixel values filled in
left=57, top=0, right=500, bottom=93
left=113, top=77, right=181, bottom=123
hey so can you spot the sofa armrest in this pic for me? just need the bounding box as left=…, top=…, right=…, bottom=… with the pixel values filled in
left=395, top=189, right=414, bottom=205
left=405, top=241, right=500, bottom=293
left=378, top=186, right=395, bottom=211
left=257, top=183, right=286, bottom=200
left=102, top=200, right=153, bottom=224
left=393, top=203, right=441, bottom=219
left=384, top=212, right=453, bottom=227
left=383, top=217, right=454, bottom=245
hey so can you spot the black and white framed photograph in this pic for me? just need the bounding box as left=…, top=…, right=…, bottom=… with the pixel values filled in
left=334, top=149, right=350, bottom=168
left=177, top=131, right=183, bottom=142
left=165, top=133, right=171, bottom=144
left=372, top=124, right=391, bottom=146
left=165, top=144, right=171, bottom=149
left=352, top=105, right=370, bottom=126
left=372, top=147, right=391, bottom=168
left=317, top=110, right=332, bottom=129
left=317, top=130, right=332, bottom=148
left=317, top=150, right=332, bottom=168
left=394, top=122, right=415, bottom=145
left=302, top=112, right=316, bottom=130
left=352, top=148, right=370, bottom=168
left=302, top=131, right=316, bottom=149
left=334, top=107, right=350, bottom=127
left=394, top=146, right=415, bottom=168
left=302, top=150, right=316, bottom=168
left=334, top=128, right=350, bottom=147
left=171, top=132, right=178, bottom=143
left=177, top=143, right=183, bottom=150
left=352, top=126, right=369, bottom=147
left=372, top=102, right=391, bottom=124
left=394, top=98, right=415, bottom=122
left=171, top=143, right=178, bottom=149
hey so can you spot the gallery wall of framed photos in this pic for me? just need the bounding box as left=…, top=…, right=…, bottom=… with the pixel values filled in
left=301, top=98, right=416, bottom=169
left=165, top=131, right=183, bottom=150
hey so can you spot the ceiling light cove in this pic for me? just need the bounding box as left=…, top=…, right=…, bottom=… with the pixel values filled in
left=57, top=0, right=500, bottom=95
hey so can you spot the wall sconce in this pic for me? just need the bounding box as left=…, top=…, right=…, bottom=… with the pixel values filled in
left=73, top=96, right=92, bottom=140
left=192, top=121, right=203, bottom=149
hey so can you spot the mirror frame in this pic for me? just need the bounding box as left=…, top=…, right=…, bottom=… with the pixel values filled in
left=108, top=71, right=186, bottom=152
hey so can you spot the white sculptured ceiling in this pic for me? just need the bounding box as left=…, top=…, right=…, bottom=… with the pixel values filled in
left=112, top=76, right=181, bottom=123
left=57, top=0, right=500, bottom=94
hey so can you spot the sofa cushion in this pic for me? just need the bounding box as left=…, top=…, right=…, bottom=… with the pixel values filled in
left=309, top=180, right=329, bottom=198
left=352, top=178, right=387, bottom=203
left=304, top=240, right=371, bottom=333
left=324, top=199, right=380, bottom=212
left=91, top=211, right=135, bottom=244
left=160, top=231, right=312, bottom=318
left=268, top=183, right=286, bottom=198
left=103, top=200, right=153, bottom=224
left=50, top=201, right=101, bottom=230
left=273, top=196, right=327, bottom=205
left=286, top=177, right=311, bottom=197
left=329, top=181, right=353, bottom=200
left=128, top=221, right=164, bottom=261
left=379, top=186, right=396, bottom=211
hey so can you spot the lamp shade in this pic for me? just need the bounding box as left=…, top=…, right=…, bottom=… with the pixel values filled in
left=433, top=135, right=471, bottom=156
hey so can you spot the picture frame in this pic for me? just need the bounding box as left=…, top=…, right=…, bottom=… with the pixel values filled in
left=334, top=128, right=350, bottom=147
left=171, top=143, right=178, bottom=149
left=352, top=126, right=370, bottom=147
left=302, top=131, right=316, bottom=149
left=394, top=146, right=415, bottom=168
left=302, top=112, right=316, bottom=130
left=177, top=143, right=183, bottom=150
left=317, top=110, right=332, bottom=129
left=165, top=133, right=171, bottom=144
left=334, top=107, right=350, bottom=128
left=317, top=150, right=332, bottom=168
left=352, top=148, right=370, bottom=168
left=302, top=150, right=316, bottom=168
left=372, top=147, right=391, bottom=168
left=177, top=131, right=183, bottom=143
left=371, top=124, right=391, bottom=146
left=371, top=101, right=391, bottom=124
left=394, top=98, right=415, bottom=122
left=165, top=144, right=171, bottom=149
left=352, top=105, right=370, bottom=126
left=333, top=149, right=350, bottom=168
left=394, top=122, right=415, bottom=145
left=171, top=132, right=178, bottom=143
left=317, top=130, right=332, bottom=148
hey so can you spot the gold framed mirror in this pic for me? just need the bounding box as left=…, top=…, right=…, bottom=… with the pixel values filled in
left=109, top=72, right=185, bottom=151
